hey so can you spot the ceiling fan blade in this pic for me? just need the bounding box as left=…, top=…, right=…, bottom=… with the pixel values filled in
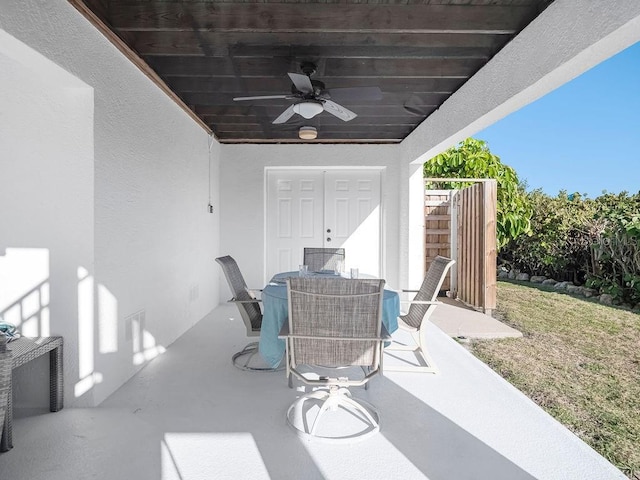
left=326, top=86, right=383, bottom=102
left=288, top=73, right=313, bottom=94
left=233, top=95, right=290, bottom=101
left=272, top=104, right=296, bottom=124
left=322, top=100, right=357, bottom=122
left=403, top=94, right=432, bottom=116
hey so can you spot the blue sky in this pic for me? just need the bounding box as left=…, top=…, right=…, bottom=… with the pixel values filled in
left=477, top=41, right=640, bottom=199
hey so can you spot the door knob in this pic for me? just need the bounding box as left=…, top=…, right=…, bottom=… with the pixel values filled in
left=326, top=237, right=332, bottom=242
left=326, top=228, right=331, bottom=233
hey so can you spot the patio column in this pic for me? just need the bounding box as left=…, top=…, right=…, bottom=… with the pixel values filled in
left=396, top=159, right=425, bottom=291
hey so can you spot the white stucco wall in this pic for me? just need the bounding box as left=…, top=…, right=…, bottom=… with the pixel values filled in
left=0, top=31, right=95, bottom=409
left=0, top=0, right=220, bottom=407
left=219, top=143, right=403, bottom=295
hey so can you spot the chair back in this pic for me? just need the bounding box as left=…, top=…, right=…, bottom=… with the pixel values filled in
left=287, top=278, right=384, bottom=368
left=215, top=256, right=262, bottom=332
left=401, top=256, right=455, bottom=329
left=303, top=248, right=345, bottom=272
left=0, top=335, right=11, bottom=441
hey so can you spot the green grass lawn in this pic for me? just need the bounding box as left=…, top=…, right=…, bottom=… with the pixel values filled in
left=471, top=281, right=640, bottom=479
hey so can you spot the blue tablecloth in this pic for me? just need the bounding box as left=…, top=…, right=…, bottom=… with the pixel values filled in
left=259, top=271, right=400, bottom=368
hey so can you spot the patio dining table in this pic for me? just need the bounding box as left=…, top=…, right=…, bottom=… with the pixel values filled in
left=258, top=271, right=400, bottom=368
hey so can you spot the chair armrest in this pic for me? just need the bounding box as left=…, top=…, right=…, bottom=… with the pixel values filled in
left=227, top=297, right=262, bottom=304
left=400, top=300, right=442, bottom=306
left=278, top=323, right=388, bottom=342
left=281, top=333, right=389, bottom=342
left=401, top=289, right=419, bottom=293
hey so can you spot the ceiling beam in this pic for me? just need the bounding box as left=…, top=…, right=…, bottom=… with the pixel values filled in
left=201, top=115, right=422, bottom=125
left=108, top=3, right=535, bottom=34
left=165, top=77, right=466, bottom=94
left=139, top=44, right=493, bottom=59
left=145, top=56, right=481, bottom=77
left=218, top=138, right=402, bottom=144
left=194, top=105, right=437, bottom=117
left=181, top=92, right=447, bottom=107
left=125, top=31, right=507, bottom=56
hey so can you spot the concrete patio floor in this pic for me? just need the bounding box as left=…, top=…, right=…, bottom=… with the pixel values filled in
left=0, top=303, right=624, bottom=480
left=431, top=297, right=522, bottom=341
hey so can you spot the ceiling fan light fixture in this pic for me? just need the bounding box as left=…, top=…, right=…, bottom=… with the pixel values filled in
left=299, top=126, right=317, bottom=140
left=293, top=101, right=324, bottom=119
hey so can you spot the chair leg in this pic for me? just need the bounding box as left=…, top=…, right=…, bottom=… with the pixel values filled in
left=361, top=366, right=370, bottom=390
left=338, top=394, right=379, bottom=428
left=415, top=327, right=439, bottom=374
left=309, top=391, right=334, bottom=435
left=232, top=342, right=284, bottom=372
left=287, top=386, right=380, bottom=442
left=286, top=341, right=294, bottom=388
left=384, top=327, right=438, bottom=373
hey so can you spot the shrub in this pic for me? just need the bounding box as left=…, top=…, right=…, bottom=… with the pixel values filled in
left=588, top=192, right=640, bottom=305
left=500, top=191, right=599, bottom=282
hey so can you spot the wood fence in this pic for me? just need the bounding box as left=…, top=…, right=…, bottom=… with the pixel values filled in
left=424, top=180, right=497, bottom=315
left=424, top=190, right=454, bottom=292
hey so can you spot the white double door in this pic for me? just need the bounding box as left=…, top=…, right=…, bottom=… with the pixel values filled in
left=266, top=169, right=382, bottom=280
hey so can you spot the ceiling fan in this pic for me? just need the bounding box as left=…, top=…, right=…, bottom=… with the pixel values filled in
left=233, top=62, right=383, bottom=124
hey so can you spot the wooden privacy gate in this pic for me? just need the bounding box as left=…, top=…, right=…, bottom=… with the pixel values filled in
left=424, top=179, right=497, bottom=315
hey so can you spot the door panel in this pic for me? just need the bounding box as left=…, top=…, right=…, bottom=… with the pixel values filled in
left=324, top=170, right=381, bottom=276
left=266, top=170, right=324, bottom=279
left=266, top=169, right=381, bottom=280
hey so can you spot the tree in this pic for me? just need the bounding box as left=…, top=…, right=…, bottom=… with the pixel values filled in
left=423, top=138, right=532, bottom=249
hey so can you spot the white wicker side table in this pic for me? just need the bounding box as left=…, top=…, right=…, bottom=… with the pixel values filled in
left=0, top=336, right=63, bottom=452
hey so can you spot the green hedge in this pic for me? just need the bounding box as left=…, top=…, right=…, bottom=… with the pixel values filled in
left=500, top=191, right=640, bottom=306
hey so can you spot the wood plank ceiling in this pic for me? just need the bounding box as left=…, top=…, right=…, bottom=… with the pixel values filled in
left=71, top=0, right=553, bottom=144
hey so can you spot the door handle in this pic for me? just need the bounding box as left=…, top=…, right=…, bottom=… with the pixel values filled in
left=326, top=228, right=331, bottom=233
left=326, top=237, right=331, bottom=242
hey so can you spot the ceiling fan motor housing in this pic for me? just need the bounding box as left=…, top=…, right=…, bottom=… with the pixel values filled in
left=300, top=61, right=317, bottom=77
left=291, top=79, right=326, bottom=97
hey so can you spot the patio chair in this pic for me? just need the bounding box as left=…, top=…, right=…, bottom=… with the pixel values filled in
left=215, top=256, right=281, bottom=372
left=281, top=277, right=389, bottom=442
left=303, top=247, right=345, bottom=273
left=0, top=335, right=11, bottom=445
left=385, top=255, right=455, bottom=373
